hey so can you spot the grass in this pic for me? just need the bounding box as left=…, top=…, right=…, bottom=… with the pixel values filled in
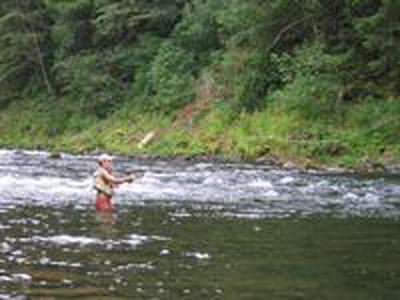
left=0, top=95, right=399, bottom=171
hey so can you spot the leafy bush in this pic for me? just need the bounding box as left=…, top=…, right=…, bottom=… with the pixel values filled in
left=50, top=0, right=95, bottom=60
left=142, top=42, right=195, bottom=112
left=211, top=48, right=286, bottom=112
left=94, top=0, right=181, bottom=47
left=53, top=53, right=127, bottom=118
left=269, top=42, right=347, bottom=120
left=173, top=0, right=221, bottom=68
left=352, top=0, right=400, bottom=81
left=0, top=0, right=53, bottom=102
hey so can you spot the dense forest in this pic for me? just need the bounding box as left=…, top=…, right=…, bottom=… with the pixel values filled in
left=0, top=0, right=399, bottom=169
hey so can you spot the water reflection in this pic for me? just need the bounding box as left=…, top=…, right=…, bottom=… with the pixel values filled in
left=95, top=210, right=115, bottom=227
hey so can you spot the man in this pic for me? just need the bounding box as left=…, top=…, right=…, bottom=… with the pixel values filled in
left=94, top=154, right=136, bottom=212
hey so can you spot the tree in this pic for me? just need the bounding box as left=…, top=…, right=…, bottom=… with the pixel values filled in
left=0, top=0, right=53, bottom=105
left=94, top=0, right=183, bottom=47
left=352, top=0, right=400, bottom=82
left=49, top=0, right=96, bottom=59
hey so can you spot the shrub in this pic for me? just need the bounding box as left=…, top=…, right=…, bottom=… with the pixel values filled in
left=143, top=42, right=195, bottom=112
left=269, top=42, right=347, bottom=120
left=53, top=52, right=127, bottom=118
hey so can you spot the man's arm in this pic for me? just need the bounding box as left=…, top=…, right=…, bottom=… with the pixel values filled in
left=100, top=169, right=134, bottom=184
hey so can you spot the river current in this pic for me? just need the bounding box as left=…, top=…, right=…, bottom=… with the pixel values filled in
left=0, top=149, right=399, bottom=299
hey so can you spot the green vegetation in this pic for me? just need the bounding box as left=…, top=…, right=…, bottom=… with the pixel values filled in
left=0, top=0, right=399, bottom=169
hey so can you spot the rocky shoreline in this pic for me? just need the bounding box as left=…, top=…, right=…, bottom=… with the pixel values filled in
left=188, top=155, right=398, bottom=175
left=3, top=145, right=400, bottom=176
left=91, top=151, right=400, bottom=176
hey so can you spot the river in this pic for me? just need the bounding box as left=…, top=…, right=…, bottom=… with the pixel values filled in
left=0, top=149, right=399, bottom=299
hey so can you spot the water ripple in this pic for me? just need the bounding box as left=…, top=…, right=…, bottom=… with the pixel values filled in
left=0, top=149, right=399, bottom=218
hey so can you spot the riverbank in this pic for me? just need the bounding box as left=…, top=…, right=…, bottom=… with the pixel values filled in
left=1, top=99, right=399, bottom=174
left=1, top=1, right=399, bottom=176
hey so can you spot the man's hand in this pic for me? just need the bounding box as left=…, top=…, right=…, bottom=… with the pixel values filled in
left=125, top=175, right=135, bottom=183
left=134, top=171, right=145, bottom=179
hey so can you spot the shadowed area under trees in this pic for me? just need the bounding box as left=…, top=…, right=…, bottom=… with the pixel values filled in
left=0, top=0, right=399, bottom=169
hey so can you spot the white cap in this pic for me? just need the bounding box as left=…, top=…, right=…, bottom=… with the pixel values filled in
left=98, top=153, right=113, bottom=162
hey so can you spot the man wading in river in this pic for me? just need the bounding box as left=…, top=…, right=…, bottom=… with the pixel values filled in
left=94, top=154, right=137, bottom=212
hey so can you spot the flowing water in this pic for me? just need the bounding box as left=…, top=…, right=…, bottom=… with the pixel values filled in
left=0, top=150, right=399, bottom=299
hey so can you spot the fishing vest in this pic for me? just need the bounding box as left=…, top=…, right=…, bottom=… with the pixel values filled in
left=94, top=168, right=114, bottom=197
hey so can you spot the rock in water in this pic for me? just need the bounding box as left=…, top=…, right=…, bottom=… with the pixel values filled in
left=49, top=152, right=62, bottom=159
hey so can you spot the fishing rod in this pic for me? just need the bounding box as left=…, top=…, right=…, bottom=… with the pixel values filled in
left=124, top=169, right=146, bottom=180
